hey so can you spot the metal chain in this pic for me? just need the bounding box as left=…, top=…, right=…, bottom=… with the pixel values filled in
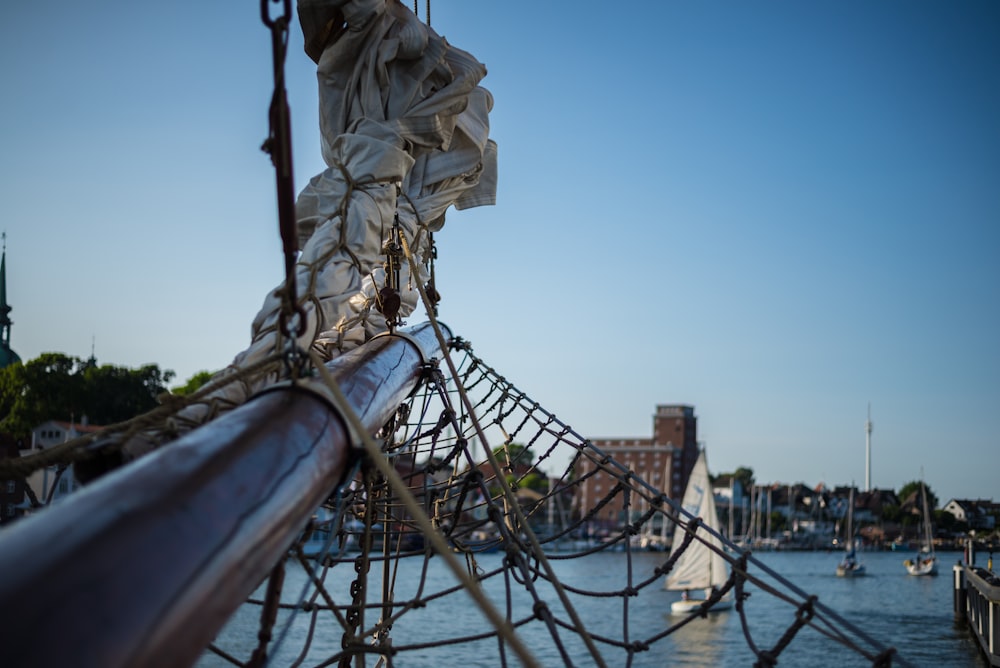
left=411, top=0, right=431, bottom=26
left=261, top=0, right=307, bottom=377
left=340, top=466, right=381, bottom=667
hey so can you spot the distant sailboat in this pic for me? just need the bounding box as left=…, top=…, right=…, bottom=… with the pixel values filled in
left=665, top=449, right=732, bottom=614
left=904, top=473, right=938, bottom=576
left=835, top=487, right=865, bottom=577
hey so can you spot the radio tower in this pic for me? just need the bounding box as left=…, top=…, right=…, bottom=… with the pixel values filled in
left=864, top=404, right=873, bottom=492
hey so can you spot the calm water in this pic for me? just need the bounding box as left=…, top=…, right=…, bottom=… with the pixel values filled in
left=199, top=550, right=987, bottom=667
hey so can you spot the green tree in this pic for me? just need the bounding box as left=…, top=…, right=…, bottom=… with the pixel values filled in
left=933, top=509, right=959, bottom=533
left=881, top=503, right=902, bottom=523
left=488, top=443, right=547, bottom=494
left=79, top=363, right=175, bottom=425
left=733, top=466, right=754, bottom=494
left=0, top=353, right=175, bottom=437
left=508, top=471, right=548, bottom=493
left=898, top=480, right=939, bottom=513
left=492, top=442, right=536, bottom=467
left=172, top=370, right=215, bottom=397
left=0, top=353, right=85, bottom=436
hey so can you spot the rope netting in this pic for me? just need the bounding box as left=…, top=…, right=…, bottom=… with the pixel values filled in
left=191, top=332, right=903, bottom=668
left=0, top=5, right=903, bottom=664
left=0, top=320, right=907, bottom=667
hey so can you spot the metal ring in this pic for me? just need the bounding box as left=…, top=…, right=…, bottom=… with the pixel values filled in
left=370, top=330, right=428, bottom=366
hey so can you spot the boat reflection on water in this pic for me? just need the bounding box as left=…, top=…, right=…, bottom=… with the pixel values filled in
left=663, top=610, right=729, bottom=667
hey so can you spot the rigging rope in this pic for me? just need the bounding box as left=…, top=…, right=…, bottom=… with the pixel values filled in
left=2, top=4, right=905, bottom=664
left=7, top=317, right=906, bottom=666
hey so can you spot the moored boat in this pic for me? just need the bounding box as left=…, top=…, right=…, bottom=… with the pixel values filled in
left=904, top=473, right=937, bottom=576
left=836, top=487, right=865, bottom=577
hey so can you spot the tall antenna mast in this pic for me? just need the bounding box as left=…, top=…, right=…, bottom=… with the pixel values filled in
left=864, top=404, right=873, bottom=492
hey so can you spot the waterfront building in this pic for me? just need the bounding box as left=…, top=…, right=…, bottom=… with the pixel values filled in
left=0, top=433, right=28, bottom=525
left=856, top=488, right=900, bottom=524
left=574, top=404, right=700, bottom=532
left=943, top=498, right=998, bottom=532
left=19, top=420, right=103, bottom=509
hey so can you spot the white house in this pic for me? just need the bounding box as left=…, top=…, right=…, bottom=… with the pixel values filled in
left=942, top=498, right=996, bottom=531
left=21, top=420, right=103, bottom=507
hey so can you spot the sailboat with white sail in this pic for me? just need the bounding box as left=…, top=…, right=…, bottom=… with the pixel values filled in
left=904, top=473, right=938, bottom=576
left=835, top=487, right=865, bottom=577
left=665, top=449, right=732, bottom=614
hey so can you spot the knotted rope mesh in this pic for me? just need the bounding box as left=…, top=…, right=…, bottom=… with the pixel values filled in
left=0, top=324, right=908, bottom=667
left=191, top=332, right=904, bottom=668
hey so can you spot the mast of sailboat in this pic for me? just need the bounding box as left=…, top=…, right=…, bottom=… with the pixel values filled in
left=728, top=477, right=734, bottom=541
left=766, top=487, right=773, bottom=542
left=865, top=404, right=873, bottom=492
left=919, top=467, right=932, bottom=551
left=846, top=485, right=854, bottom=551
left=661, top=455, right=671, bottom=544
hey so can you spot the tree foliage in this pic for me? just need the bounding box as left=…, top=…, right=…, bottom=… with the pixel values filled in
left=171, top=370, right=215, bottom=397
left=0, top=353, right=175, bottom=438
left=898, top=480, right=939, bottom=512
left=733, top=466, right=755, bottom=493
left=492, top=442, right=535, bottom=467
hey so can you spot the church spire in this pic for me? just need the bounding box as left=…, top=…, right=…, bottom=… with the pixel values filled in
left=0, top=233, right=22, bottom=368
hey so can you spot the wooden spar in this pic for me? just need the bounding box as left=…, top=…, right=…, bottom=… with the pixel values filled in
left=0, top=322, right=447, bottom=668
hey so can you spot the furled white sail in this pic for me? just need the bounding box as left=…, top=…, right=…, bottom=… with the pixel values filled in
left=665, top=450, right=728, bottom=591
left=162, top=0, right=498, bottom=439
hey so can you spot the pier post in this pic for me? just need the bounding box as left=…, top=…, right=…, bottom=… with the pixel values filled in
left=955, top=562, right=968, bottom=622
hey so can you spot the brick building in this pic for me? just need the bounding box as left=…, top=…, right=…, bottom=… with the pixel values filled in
left=574, top=404, right=700, bottom=531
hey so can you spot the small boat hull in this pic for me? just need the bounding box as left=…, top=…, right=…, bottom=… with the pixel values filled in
left=835, top=563, right=866, bottom=577
left=904, top=557, right=938, bottom=576
left=670, top=596, right=733, bottom=615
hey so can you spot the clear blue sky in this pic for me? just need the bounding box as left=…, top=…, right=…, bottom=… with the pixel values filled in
left=1, top=1, right=997, bottom=505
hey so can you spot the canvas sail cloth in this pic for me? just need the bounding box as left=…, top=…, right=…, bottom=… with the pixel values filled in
left=171, top=0, right=497, bottom=430
left=665, top=451, right=728, bottom=592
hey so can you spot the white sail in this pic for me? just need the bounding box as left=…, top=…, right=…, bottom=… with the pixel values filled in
left=666, top=450, right=728, bottom=591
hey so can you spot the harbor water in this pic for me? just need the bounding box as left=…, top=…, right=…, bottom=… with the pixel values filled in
left=198, top=549, right=987, bottom=667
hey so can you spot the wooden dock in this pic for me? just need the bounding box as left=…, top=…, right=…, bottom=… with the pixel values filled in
left=954, top=543, right=1000, bottom=667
